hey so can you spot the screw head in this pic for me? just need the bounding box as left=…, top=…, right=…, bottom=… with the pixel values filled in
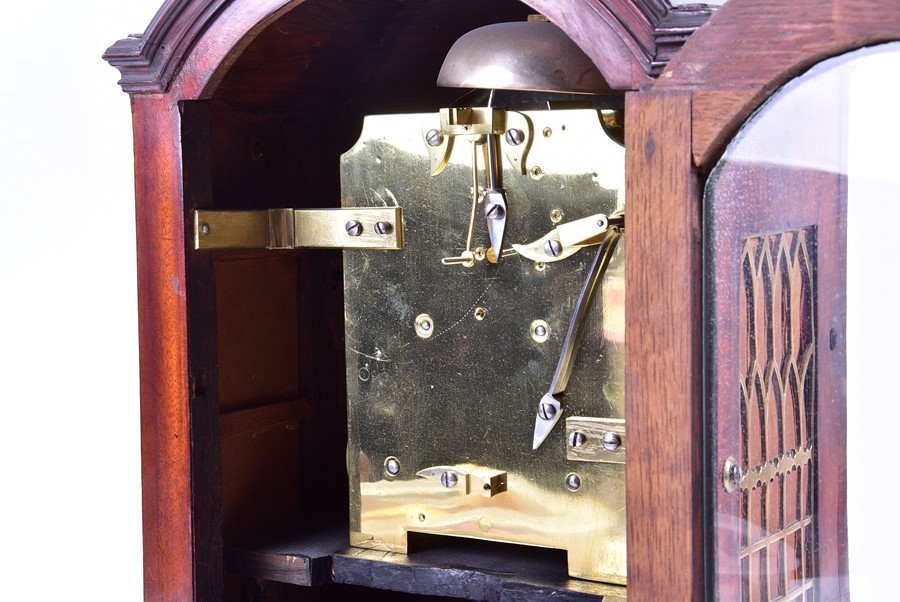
left=440, top=471, right=458, bottom=488
left=425, top=129, right=444, bottom=147
left=485, top=203, right=505, bottom=220
left=374, top=221, right=392, bottom=235
left=544, top=239, right=562, bottom=257
left=568, top=431, right=586, bottom=448
left=723, top=456, right=743, bottom=493
left=384, top=457, right=400, bottom=476
left=538, top=402, right=557, bottom=421
left=415, top=314, right=434, bottom=339
left=530, top=319, right=550, bottom=343
left=345, top=220, right=363, bottom=237
left=566, top=473, right=581, bottom=491
left=602, top=431, right=621, bottom=451
left=505, top=128, right=525, bottom=146
left=201, top=223, right=210, bottom=236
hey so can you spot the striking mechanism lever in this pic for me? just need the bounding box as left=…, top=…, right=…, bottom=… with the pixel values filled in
left=532, top=226, right=622, bottom=450
left=483, top=131, right=508, bottom=261
left=514, top=212, right=623, bottom=263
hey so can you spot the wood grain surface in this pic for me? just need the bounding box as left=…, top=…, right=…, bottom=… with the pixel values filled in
left=624, top=90, right=703, bottom=602
left=131, top=95, right=194, bottom=601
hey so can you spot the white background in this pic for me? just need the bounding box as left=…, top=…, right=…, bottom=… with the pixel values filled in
left=0, top=1, right=894, bottom=600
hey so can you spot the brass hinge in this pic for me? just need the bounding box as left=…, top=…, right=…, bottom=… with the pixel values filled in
left=193, top=208, right=403, bottom=250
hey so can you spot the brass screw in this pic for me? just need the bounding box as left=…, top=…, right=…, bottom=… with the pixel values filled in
left=568, top=431, right=586, bottom=448
left=723, top=456, right=743, bottom=493
left=538, top=402, right=557, bottom=420
left=485, top=203, right=505, bottom=220
left=505, top=128, right=525, bottom=146
left=440, top=471, right=458, bottom=488
left=602, top=432, right=621, bottom=451
left=415, top=314, right=434, bottom=339
left=544, top=240, right=562, bottom=257
left=384, top=457, right=400, bottom=476
left=530, top=319, right=550, bottom=342
left=425, top=129, right=444, bottom=147
left=345, top=220, right=363, bottom=237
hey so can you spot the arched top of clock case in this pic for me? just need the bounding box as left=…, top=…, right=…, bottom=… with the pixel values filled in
left=103, top=0, right=715, bottom=99
left=655, top=0, right=900, bottom=168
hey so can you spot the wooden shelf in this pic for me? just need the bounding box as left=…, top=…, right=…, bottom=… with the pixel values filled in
left=225, top=524, right=626, bottom=601
left=225, top=525, right=343, bottom=587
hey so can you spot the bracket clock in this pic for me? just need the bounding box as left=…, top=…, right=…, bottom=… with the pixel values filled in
left=105, top=0, right=899, bottom=599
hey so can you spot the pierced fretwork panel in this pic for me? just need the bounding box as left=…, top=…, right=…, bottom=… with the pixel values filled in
left=738, top=228, right=816, bottom=602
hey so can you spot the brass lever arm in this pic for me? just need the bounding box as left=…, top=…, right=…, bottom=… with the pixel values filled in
left=532, top=228, right=622, bottom=450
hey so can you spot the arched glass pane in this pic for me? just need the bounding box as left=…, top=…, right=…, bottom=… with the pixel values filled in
left=704, top=42, right=900, bottom=601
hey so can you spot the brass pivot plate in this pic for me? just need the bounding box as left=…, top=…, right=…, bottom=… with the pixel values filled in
left=343, top=109, right=626, bottom=585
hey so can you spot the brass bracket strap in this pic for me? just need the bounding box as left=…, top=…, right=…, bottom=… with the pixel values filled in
left=565, top=417, right=625, bottom=464
left=193, top=208, right=404, bottom=250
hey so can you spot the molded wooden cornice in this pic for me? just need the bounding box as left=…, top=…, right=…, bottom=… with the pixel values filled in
left=656, top=0, right=900, bottom=168
left=104, top=0, right=716, bottom=95
left=103, top=0, right=234, bottom=94
left=530, top=0, right=715, bottom=85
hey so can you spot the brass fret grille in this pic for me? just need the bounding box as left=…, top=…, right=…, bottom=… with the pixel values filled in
left=739, top=228, right=816, bottom=602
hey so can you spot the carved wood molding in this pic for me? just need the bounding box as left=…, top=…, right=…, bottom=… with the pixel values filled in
left=655, top=0, right=900, bottom=167
left=525, top=0, right=717, bottom=89
left=104, top=0, right=716, bottom=95
left=103, top=0, right=234, bottom=94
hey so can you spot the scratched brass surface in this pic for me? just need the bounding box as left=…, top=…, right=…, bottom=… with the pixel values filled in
left=193, top=208, right=403, bottom=250
left=342, top=109, right=626, bottom=584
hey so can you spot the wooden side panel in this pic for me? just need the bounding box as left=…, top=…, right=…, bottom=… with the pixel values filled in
left=215, top=254, right=299, bottom=413
left=182, top=101, right=225, bottom=601
left=131, top=95, right=194, bottom=601
left=625, top=91, right=703, bottom=602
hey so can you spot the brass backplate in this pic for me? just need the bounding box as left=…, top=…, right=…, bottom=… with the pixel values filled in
left=342, top=109, right=626, bottom=585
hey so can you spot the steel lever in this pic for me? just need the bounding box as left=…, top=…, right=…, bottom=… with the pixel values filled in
left=513, top=212, right=623, bottom=263
left=532, top=228, right=622, bottom=450
left=484, top=132, right=508, bottom=261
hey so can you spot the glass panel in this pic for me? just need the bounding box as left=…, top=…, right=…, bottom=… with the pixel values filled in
left=669, top=0, right=729, bottom=5
left=704, top=42, right=900, bottom=601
